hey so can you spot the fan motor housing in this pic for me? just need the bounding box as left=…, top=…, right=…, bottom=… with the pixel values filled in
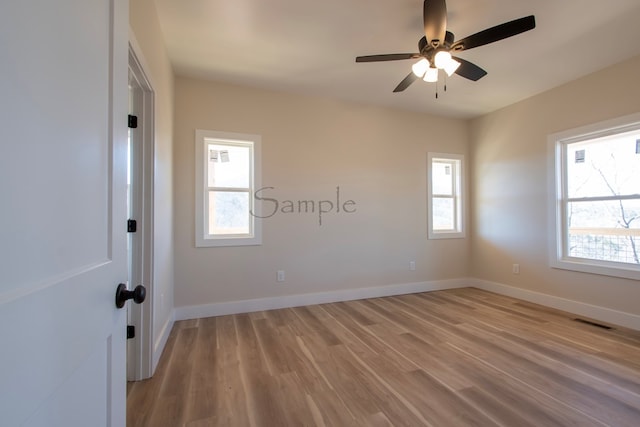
left=419, top=31, right=455, bottom=58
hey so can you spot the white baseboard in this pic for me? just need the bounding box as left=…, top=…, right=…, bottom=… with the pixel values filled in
left=174, top=278, right=471, bottom=321
left=171, top=277, right=640, bottom=331
left=471, top=279, right=640, bottom=331
left=152, top=313, right=175, bottom=374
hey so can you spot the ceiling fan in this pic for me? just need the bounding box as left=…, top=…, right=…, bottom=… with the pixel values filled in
left=355, top=0, right=536, bottom=92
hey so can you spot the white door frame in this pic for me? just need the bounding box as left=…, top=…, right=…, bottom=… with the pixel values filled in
left=127, top=40, right=155, bottom=381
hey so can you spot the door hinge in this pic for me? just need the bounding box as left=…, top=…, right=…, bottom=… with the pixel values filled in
left=127, top=219, right=137, bottom=233
left=127, top=325, right=135, bottom=339
left=128, top=114, right=138, bottom=129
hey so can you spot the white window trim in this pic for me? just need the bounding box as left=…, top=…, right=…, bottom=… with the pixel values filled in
left=428, top=152, right=466, bottom=239
left=547, top=112, right=640, bottom=280
left=195, top=129, right=262, bottom=247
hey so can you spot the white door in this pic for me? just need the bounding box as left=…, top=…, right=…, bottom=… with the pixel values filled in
left=0, top=1, right=129, bottom=426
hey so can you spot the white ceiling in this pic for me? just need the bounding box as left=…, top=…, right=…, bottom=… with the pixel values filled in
left=154, top=0, right=640, bottom=119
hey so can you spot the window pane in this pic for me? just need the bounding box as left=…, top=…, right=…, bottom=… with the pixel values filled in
left=567, top=133, right=640, bottom=199
left=432, top=161, right=453, bottom=196
left=207, top=143, right=251, bottom=188
left=208, top=191, right=250, bottom=235
left=433, top=197, right=454, bottom=230
left=567, top=199, right=640, bottom=264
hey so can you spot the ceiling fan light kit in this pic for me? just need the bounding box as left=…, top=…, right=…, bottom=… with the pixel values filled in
left=424, top=66, right=439, bottom=83
left=412, top=58, right=430, bottom=77
left=355, top=0, right=536, bottom=94
left=443, top=58, right=461, bottom=77
left=434, top=50, right=452, bottom=69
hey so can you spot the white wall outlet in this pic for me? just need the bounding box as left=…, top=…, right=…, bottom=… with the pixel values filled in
left=277, top=270, right=285, bottom=282
left=512, top=264, right=520, bottom=274
left=409, top=261, right=416, bottom=271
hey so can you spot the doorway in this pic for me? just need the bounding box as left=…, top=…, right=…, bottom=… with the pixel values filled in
left=127, top=45, right=155, bottom=381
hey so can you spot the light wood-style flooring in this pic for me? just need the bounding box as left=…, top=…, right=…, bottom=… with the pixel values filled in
left=127, top=288, right=640, bottom=426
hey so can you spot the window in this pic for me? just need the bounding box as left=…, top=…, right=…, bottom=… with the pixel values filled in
left=549, top=114, right=640, bottom=279
left=428, top=152, right=465, bottom=239
left=195, top=130, right=261, bottom=247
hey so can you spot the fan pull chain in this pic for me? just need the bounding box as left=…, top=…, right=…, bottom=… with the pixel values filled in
left=435, top=79, right=438, bottom=99
left=444, top=74, right=447, bottom=92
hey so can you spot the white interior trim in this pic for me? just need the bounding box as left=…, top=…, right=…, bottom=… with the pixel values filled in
left=194, top=130, right=263, bottom=247
left=128, top=36, right=156, bottom=381
left=128, top=29, right=156, bottom=89
left=427, top=152, right=466, bottom=240
left=174, top=279, right=471, bottom=321
left=547, top=112, right=640, bottom=281
left=152, top=314, right=174, bottom=373
left=471, top=278, right=640, bottom=331
left=171, top=278, right=640, bottom=332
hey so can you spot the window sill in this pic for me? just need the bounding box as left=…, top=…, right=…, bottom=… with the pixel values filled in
left=428, top=231, right=466, bottom=240
left=196, top=235, right=262, bottom=248
left=550, top=257, right=640, bottom=281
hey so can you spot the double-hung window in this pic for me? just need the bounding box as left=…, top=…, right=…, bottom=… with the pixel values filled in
left=428, top=152, right=465, bottom=239
left=195, top=130, right=261, bottom=247
left=549, top=114, right=640, bottom=279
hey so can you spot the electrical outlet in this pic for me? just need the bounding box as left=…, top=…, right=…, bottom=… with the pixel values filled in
left=512, top=264, right=520, bottom=274
left=277, top=270, right=285, bottom=282
left=409, top=261, right=416, bottom=271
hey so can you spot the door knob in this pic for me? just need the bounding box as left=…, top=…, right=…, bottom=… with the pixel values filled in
left=115, top=283, right=146, bottom=309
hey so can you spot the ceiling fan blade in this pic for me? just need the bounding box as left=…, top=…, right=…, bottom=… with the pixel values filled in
left=452, top=56, right=487, bottom=81
left=356, top=53, right=419, bottom=63
left=393, top=73, right=419, bottom=92
left=451, top=15, right=535, bottom=51
left=423, top=0, right=447, bottom=45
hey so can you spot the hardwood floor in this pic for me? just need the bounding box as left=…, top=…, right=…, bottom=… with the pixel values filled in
left=127, top=288, right=640, bottom=426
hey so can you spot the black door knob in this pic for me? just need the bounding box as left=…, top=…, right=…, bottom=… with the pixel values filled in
left=115, top=283, right=146, bottom=309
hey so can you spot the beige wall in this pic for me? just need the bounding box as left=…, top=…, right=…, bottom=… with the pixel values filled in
left=174, top=77, right=470, bottom=308
left=129, top=0, right=175, bottom=357
left=470, top=54, right=640, bottom=315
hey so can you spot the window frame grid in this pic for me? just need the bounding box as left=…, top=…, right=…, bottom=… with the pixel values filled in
left=195, top=129, right=262, bottom=247
left=428, top=152, right=465, bottom=239
left=548, top=113, right=640, bottom=280
left=205, top=140, right=254, bottom=238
